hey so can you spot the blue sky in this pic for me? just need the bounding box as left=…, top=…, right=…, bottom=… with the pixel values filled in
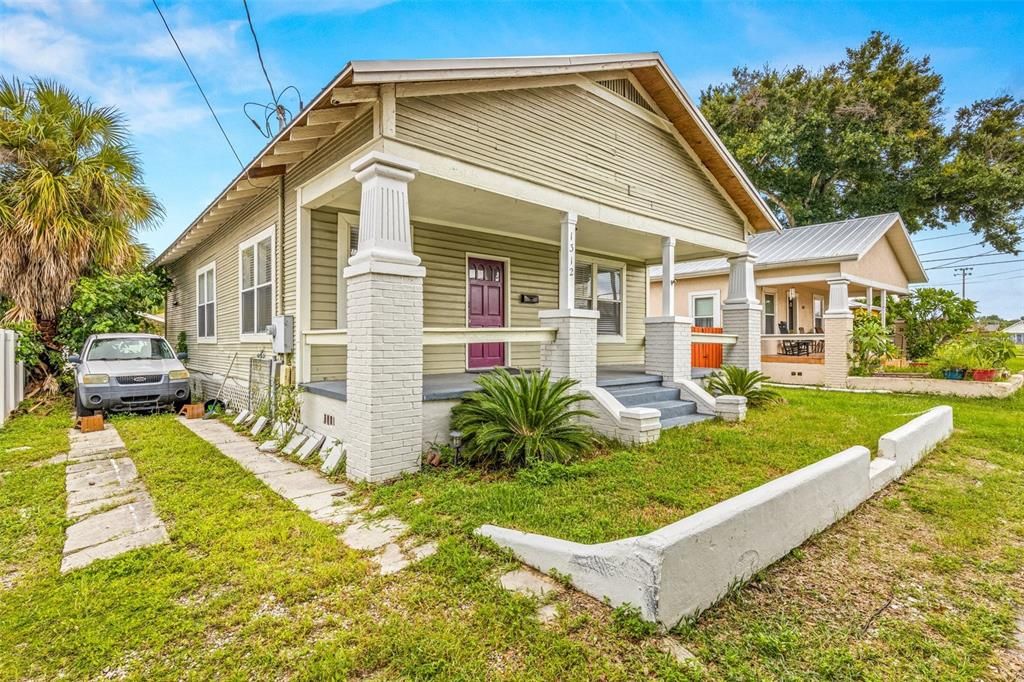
left=1, top=0, right=1021, bottom=318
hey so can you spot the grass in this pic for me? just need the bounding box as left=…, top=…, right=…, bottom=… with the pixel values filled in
left=1, top=382, right=1023, bottom=679
left=0, top=404, right=690, bottom=680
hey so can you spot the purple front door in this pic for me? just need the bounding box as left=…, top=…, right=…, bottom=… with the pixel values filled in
left=467, top=258, right=506, bottom=369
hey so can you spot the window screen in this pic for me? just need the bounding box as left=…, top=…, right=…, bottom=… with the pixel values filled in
left=693, top=296, right=715, bottom=328
left=241, top=234, right=273, bottom=336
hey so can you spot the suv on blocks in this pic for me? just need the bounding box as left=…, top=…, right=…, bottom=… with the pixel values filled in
left=70, top=333, right=191, bottom=417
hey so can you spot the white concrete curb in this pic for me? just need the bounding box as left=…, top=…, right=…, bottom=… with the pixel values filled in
left=478, top=406, right=954, bottom=627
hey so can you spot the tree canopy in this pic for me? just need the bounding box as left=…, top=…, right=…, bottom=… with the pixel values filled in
left=0, top=77, right=161, bottom=351
left=701, top=32, right=1024, bottom=253
left=890, top=288, right=978, bottom=360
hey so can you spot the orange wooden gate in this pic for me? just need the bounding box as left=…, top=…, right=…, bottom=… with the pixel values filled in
left=692, top=326, right=723, bottom=369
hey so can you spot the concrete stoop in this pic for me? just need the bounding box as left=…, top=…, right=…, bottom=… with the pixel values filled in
left=60, top=425, right=169, bottom=573
left=180, top=417, right=435, bottom=575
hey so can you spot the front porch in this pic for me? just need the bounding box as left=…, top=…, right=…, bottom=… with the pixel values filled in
left=294, top=150, right=758, bottom=481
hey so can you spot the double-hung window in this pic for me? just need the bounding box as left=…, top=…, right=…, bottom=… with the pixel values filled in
left=196, top=262, right=216, bottom=341
left=574, top=260, right=625, bottom=337
left=239, top=227, right=274, bottom=340
left=689, top=290, right=720, bottom=328
left=763, top=292, right=776, bottom=334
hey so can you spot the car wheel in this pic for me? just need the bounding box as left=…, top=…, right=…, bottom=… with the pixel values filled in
left=74, top=393, right=93, bottom=418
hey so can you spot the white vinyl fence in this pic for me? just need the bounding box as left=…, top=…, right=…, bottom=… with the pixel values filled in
left=0, top=329, right=26, bottom=427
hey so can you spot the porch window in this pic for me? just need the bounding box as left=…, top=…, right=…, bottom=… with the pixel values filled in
left=692, top=297, right=715, bottom=328
left=764, top=293, right=776, bottom=334
left=239, top=227, right=274, bottom=340
left=813, top=295, right=825, bottom=333
left=574, top=260, right=624, bottom=336
left=196, top=262, right=216, bottom=341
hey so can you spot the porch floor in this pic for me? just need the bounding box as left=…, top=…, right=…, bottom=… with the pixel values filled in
left=302, top=365, right=714, bottom=403
left=762, top=354, right=825, bottom=365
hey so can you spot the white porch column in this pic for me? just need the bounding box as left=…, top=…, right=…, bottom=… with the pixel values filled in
left=823, top=278, right=853, bottom=388
left=721, top=254, right=762, bottom=371
left=557, top=212, right=578, bottom=309
left=880, top=290, right=888, bottom=327
left=344, top=151, right=425, bottom=483
left=543, top=212, right=597, bottom=386
left=661, top=237, right=676, bottom=316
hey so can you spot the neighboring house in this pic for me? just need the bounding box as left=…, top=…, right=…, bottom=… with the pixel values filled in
left=154, top=53, right=778, bottom=482
left=1004, top=320, right=1024, bottom=345
left=649, top=214, right=928, bottom=386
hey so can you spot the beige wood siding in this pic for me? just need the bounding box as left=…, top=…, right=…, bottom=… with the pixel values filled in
left=309, top=208, right=346, bottom=380
left=165, top=113, right=373, bottom=386
left=396, top=84, right=745, bottom=240
left=415, top=222, right=645, bottom=373
left=163, top=194, right=278, bottom=384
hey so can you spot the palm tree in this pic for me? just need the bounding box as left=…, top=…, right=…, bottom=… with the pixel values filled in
left=0, top=77, right=160, bottom=373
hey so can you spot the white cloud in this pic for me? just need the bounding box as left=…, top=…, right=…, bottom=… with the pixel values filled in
left=254, top=0, right=396, bottom=19
left=0, top=13, right=90, bottom=80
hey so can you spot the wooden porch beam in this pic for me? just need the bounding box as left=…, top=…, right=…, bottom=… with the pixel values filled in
left=245, top=165, right=287, bottom=180
left=262, top=152, right=306, bottom=167
left=330, top=85, right=379, bottom=105
left=271, top=138, right=321, bottom=154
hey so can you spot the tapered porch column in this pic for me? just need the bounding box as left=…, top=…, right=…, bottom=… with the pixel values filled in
left=722, top=254, right=762, bottom=371
left=645, top=237, right=692, bottom=384
left=541, top=212, right=598, bottom=386
left=344, top=151, right=425, bottom=483
left=823, top=278, right=853, bottom=388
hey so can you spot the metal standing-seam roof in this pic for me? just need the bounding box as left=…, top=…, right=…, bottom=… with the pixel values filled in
left=650, top=213, right=927, bottom=283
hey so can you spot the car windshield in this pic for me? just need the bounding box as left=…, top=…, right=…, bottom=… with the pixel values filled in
left=86, top=338, right=175, bottom=362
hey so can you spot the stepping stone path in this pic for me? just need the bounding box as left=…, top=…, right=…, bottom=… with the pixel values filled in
left=60, top=425, right=169, bottom=573
left=497, top=568, right=567, bottom=626
left=180, top=418, right=435, bottom=574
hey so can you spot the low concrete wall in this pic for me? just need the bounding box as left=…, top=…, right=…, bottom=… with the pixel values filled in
left=479, top=406, right=954, bottom=627
left=847, top=372, right=1023, bottom=398
left=762, top=361, right=826, bottom=386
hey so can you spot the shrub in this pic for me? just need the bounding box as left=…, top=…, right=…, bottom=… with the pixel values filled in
left=450, top=369, right=595, bottom=468
left=848, top=310, right=896, bottom=376
left=706, top=365, right=782, bottom=407
left=930, top=339, right=974, bottom=374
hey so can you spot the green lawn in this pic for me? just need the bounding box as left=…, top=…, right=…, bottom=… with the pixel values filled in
left=1, top=385, right=1022, bottom=680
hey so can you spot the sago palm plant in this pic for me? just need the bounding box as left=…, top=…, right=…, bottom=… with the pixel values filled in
left=450, top=369, right=595, bottom=468
left=706, top=365, right=782, bottom=407
left=0, top=77, right=160, bottom=374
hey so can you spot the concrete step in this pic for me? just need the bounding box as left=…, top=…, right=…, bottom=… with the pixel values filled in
left=607, top=385, right=681, bottom=406
left=597, top=373, right=663, bottom=389
left=660, top=413, right=715, bottom=430
left=638, top=400, right=698, bottom=420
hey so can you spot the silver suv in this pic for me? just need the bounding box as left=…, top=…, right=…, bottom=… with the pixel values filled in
left=70, top=333, right=191, bottom=417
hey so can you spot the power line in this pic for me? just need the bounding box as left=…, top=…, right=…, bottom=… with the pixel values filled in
left=953, top=266, right=973, bottom=298
left=151, top=0, right=243, bottom=168
left=930, top=259, right=1024, bottom=270
left=913, top=230, right=976, bottom=243
left=921, top=250, right=998, bottom=264
left=917, top=240, right=985, bottom=257
left=243, top=0, right=276, bottom=103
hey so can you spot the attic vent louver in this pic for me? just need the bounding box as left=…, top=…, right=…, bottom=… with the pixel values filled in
left=595, top=78, right=655, bottom=113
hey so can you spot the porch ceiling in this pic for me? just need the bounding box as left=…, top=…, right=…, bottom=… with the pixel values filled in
left=324, top=174, right=727, bottom=262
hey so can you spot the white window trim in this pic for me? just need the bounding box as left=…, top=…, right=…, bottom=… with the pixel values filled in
left=688, top=289, right=721, bottom=328
left=576, top=257, right=627, bottom=343
left=336, top=214, right=356, bottom=328
left=238, top=225, right=275, bottom=343
left=762, top=288, right=778, bottom=335
left=195, top=261, right=217, bottom=343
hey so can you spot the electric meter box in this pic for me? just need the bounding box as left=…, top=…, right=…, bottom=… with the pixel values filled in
left=267, top=315, right=294, bottom=354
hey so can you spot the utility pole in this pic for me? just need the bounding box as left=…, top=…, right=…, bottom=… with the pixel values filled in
left=953, top=267, right=973, bottom=298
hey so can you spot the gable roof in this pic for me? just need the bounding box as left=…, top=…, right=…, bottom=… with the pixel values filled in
left=153, top=53, right=779, bottom=267
left=650, top=213, right=928, bottom=283
left=1003, top=320, right=1024, bottom=334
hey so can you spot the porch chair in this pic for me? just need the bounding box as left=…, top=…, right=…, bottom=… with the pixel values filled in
left=777, top=321, right=789, bottom=334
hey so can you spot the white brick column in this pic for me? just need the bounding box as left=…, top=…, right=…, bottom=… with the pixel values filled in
left=344, top=151, right=425, bottom=483
left=645, top=316, right=692, bottom=384
left=539, top=309, right=599, bottom=386
left=823, top=278, right=853, bottom=388
left=722, top=254, right=762, bottom=371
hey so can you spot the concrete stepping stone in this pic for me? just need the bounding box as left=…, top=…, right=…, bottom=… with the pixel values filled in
left=319, top=438, right=338, bottom=461
left=257, top=468, right=343, bottom=501
left=407, top=541, right=438, bottom=562
left=232, top=410, right=250, bottom=426
left=341, top=518, right=407, bottom=551
left=281, top=433, right=307, bottom=456
left=498, top=569, right=559, bottom=598
left=537, top=604, right=559, bottom=624
left=656, top=638, right=699, bottom=666
left=297, top=434, right=325, bottom=461
left=257, top=440, right=280, bottom=453
left=250, top=416, right=269, bottom=437
left=60, top=424, right=168, bottom=573
left=373, top=543, right=411, bottom=575
left=320, top=443, right=347, bottom=475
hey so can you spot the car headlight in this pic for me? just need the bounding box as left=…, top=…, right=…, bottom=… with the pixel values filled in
left=168, top=369, right=190, bottom=380
left=81, top=374, right=109, bottom=385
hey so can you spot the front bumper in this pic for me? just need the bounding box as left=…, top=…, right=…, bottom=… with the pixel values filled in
left=77, top=378, right=191, bottom=414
